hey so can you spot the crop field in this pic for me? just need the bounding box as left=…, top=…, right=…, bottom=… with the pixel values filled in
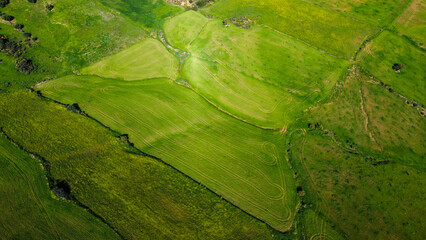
left=204, top=0, right=377, bottom=58
left=80, top=38, right=179, bottom=80
left=0, top=136, right=120, bottom=239
left=0, top=91, right=276, bottom=239
left=357, top=31, right=425, bottom=104
left=167, top=12, right=348, bottom=128
left=37, top=75, right=298, bottom=231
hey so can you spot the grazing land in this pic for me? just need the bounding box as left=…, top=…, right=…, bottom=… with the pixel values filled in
left=357, top=31, right=425, bottom=104
left=0, top=135, right=121, bottom=240
left=204, top=0, right=377, bottom=58
left=37, top=75, right=298, bottom=232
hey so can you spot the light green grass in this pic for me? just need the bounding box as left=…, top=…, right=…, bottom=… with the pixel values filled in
left=36, top=75, right=298, bottom=232
left=171, top=17, right=347, bottom=128
left=0, top=90, right=277, bottom=239
left=204, top=0, right=377, bottom=58
left=163, top=10, right=208, bottom=50
left=357, top=30, right=426, bottom=104
left=0, top=136, right=120, bottom=240
left=393, top=0, right=426, bottom=48
left=80, top=38, right=179, bottom=80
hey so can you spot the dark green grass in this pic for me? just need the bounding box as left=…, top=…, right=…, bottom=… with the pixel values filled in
left=0, top=135, right=121, bottom=240
left=0, top=90, right=277, bottom=239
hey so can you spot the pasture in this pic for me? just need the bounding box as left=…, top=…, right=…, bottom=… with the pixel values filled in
left=164, top=12, right=348, bottom=128
left=288, top=68, right=426, bottom=239
left=80, top=38, right=179, bottom=80
left=357, top=31, right=426, bottom=104
left=0, top=90, right=276, bottom=239
left=37, top=75, right=298, bottom=232
left=393, top=0, right=426, bottom=49
left=0, top=136, right=120, bottom=240
left=204, top=0, right=377, bottom=58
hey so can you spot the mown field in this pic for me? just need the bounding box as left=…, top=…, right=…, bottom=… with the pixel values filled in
left=0, top=91, right=278, bottom=239
left=37, top=75, right=298, bottom=232
left=80, top=38, right=179, bottom=80
left=0, top=135, right=120, bottom=240
left=164, top=11, right=348, bottom=128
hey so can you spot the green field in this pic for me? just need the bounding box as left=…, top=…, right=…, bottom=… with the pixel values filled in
left=357, top=31, right=426, bottom=104
left=0, top=91, right=277, bottom=239
left=393, top=0, right=426, bottom=48
left=163, top=11, right=348, bottom=128
left=80, top=38, right=179, bottom=80
left=204, top=0, right=377, bottom=58
left=36, top=75, right=298, bottom=231
left=288, top=68, right=425, bottom=239
left=0, top=135, right=120, bottom=240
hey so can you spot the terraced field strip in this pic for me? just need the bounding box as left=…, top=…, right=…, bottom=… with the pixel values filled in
left=37, top=75, right=298, bottom=231
left=163, top=13, right=348, bottom=128
left=0, top=136, right=120, bottom=240
left=80, top=38, right=179, bottom=81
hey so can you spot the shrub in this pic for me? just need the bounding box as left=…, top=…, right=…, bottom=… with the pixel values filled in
left=15, top=58, right=36, bottom=73
left=14, top=23, right=24, bottom=30
left=1, top=14, right=14, bottom=21
left=46, top=4, right=54, bottom=11
left=27, top=0, right=37, bottom=3
left=0, top=0, right=10, bottom=8
left=23, top=32, right=32, bottom=38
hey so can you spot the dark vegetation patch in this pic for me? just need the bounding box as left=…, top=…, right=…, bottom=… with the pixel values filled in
left=52, top=180, right=72, bottom=199
left=0, top=0, right=9, bottom=8
left=222, top=16, right=255, bottom=29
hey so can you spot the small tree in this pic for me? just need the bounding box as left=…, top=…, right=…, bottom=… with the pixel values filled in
left=0, top=0, right=10, bottom=8
left=27, top=0, right=37, bottom=3
left=1, top=14, right=14, bottom=21
left=46, top=4, right=54, bottom=11
left=14, top=23, right=24, bottom=30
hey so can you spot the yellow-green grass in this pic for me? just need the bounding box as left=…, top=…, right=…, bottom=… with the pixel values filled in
left=204, top=0, right=377, bottom=59
left=289, top=68, right=425, bottom=239
left=297, top=209, right=344, bottom=240
left=0, top=91, right=276, bottom=239
left=302, top=0, right=412, bottom=27
left=0, top=136, right=120, bottom=240
left=393, top=0, right=426, bottom=48
left=163, top=11, right=208, bottom=51
left=80, top=38, right=179, bottom=80
left=37, top=75, right=298, bottom=232
left=357, top=31, right=426, bottom=104
left=171, top=17, right=348, bottom=128
left=2, top=0, right=146, bottom=73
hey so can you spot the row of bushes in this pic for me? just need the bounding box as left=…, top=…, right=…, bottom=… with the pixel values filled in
left=0, top=34, right=35, bottom=73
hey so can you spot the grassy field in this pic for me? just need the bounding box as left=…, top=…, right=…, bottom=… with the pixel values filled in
left=287, top=68, right=426, bottom=239
left=303, top=0, right=412, bottom=27
left=80, top=38, right=179, bottom=80
left=393, top=0, right=426, bottom=48
left=163, top=12, right=348, bottom=128
left=204, top=0, right=377, bottom=58
left=0, top=135, right=120, bottom=240
left=357, top=31, right=425, bottom=104
left=0, top=90, right=278, bottom=239
left=163, top=11, right=208, bottom=50
left=36, top=75, right=298, bottom=232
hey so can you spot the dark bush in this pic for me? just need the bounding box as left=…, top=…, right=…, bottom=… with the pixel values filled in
left=23, top=32, right=32, bottom=38
left=0, top=0, right=10, bottom=8
left=392, top=63, right=402, bottom=72
left=14, top=23, right=24, bottom=30
left=15, top=58, right=36, bottom=73
left=1, top=14, right=14, bottom=21
left=52, top=180, right=71, bottom=199
left=46, top=4, right=54, bottom=11
left=27, top=0, right=37, bottom=3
